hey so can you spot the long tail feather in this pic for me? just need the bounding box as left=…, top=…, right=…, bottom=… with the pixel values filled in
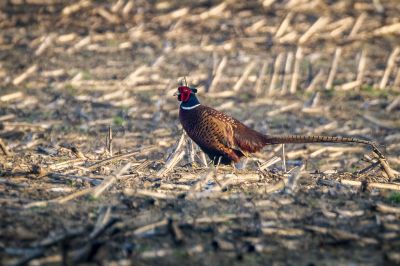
left=263, top=135, right=385, bottom=158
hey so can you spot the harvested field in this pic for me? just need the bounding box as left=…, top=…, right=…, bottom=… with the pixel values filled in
left=1, top=0, right=400, bottom=265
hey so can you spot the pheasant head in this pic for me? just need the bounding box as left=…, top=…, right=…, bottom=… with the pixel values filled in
left=175, top=86, right=201, bottom=110
left=175, top=86, right=198, bottom=102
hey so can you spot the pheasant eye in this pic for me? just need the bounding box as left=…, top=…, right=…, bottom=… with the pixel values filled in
left=177, top=86, right=191, bottom=102
left=180, top=90, right=191, bottom=102
left=178, top=86, right=189, bottom=93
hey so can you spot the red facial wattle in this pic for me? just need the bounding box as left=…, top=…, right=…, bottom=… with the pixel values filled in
left=178, top=86, right=191, bottom=102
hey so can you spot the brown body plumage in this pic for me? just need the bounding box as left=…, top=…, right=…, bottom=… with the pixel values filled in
left=179, top=105, right=267, bottom=164
left=176, top=85, right=384, bottom=165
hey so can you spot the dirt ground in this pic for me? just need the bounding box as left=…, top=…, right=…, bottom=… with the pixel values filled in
left=1, top=0, right=400, bottom=265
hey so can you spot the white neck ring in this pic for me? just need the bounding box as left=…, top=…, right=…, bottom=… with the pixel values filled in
left=181, top=104, right=200, bottom=110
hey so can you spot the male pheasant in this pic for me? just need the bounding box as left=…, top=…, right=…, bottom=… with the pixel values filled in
left=176, top=85, right=384, bottom=165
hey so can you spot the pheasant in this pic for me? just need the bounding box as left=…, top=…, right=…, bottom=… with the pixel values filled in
left=175, top=85, right=385, bottom=165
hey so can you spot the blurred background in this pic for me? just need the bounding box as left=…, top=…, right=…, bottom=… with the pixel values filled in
left=1, top=1, right=400, bottom=265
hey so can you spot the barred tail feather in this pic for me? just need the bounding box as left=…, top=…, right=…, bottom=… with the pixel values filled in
left=263, top=135, right=385, bottom=158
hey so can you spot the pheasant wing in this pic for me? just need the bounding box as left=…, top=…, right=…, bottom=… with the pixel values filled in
left=205, top=108, right=263, bottom=155
left=207, top=115, right=236, bottom=148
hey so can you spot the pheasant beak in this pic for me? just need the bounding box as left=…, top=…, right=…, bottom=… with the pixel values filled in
left=174, top=90, right=182, bottom=101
